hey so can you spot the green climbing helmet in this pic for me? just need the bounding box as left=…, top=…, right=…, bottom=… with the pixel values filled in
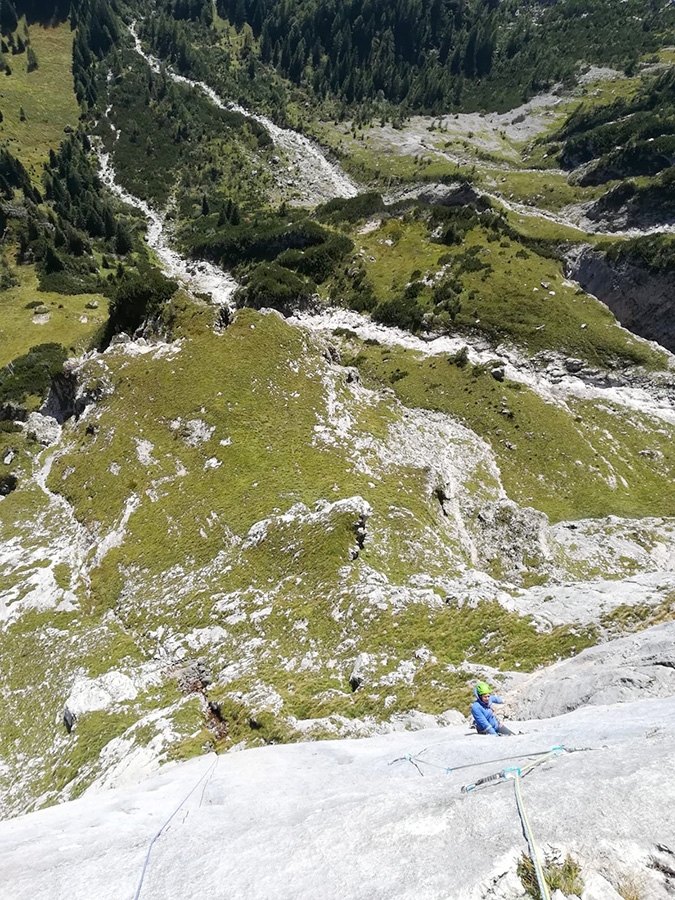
left=476, top=682, right=491, bottom=696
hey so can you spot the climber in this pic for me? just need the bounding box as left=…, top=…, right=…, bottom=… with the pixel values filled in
left=470, top=682, right=513, bottom=735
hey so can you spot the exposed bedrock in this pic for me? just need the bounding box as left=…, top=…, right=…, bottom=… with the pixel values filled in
left=567, top=246, right=675, bottom=353
left=582, top=179, right=675, bottom=231
left=510, top=620, right=675, bottom=719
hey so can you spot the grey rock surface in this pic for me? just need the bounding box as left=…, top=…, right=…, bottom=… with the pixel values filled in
left=25, top=412, right=61, bottom=446
left=1, top=696, right=673, bottom=900
left=510, top=621, right=675, bottom=719
left=567, top=246, right=675, bottom=352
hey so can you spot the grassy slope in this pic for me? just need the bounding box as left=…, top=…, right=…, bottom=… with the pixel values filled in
left=347, top=216, right=665, bottom=369
left=0, top=265, right=108, bottom=367
left=1, top=239, right=673, bottom=808
left=346, top=340, right=675, bottom=523
left=0, top=298, right=611, bottom=810
left=310, top=67, right=652, bottom=215
left=0, top=20, right=79, bottom=180
left=2, top=22, right=675, bottom=813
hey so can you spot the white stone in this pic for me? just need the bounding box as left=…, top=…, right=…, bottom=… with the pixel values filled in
left=65, top=671, right=138, bottom=717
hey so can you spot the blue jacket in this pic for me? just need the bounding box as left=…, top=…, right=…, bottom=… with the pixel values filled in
left=470, top=689, right=504, bottom=735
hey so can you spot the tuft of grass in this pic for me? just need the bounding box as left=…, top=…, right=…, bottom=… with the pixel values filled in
left=616, top=874, right=645, bottom=900
left=517, top=852, right=584, bottom=899
left=601, top=592, right=675, bottom=636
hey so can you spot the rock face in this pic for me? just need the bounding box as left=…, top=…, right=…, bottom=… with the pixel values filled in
left=393, top=181, right=489, bottom=210
left=567, top=246, right=675, bottom=352
left=509, top=621, right=675, bottom=719
left=2, top=696, right=675, bottom=900
left=65, top=671, right=139, bottom=718
left=583, top=179, right=675, bottom=231
left=415, top=182, right=489, bottom=210
left=177, top=660, right=212, bottom=694
left=473, top=499, right=550, bottom=578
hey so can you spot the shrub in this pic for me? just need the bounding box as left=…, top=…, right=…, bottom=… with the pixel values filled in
left=0, top=473, right=17, bottom=495
left=0, top=343, right=68, bottom=404
left=238, top=262, right=315, bottom=315
left=372, top=293, right=425, bottom=332
left=105, top=267, right=177, bottom=341
left=448, top=346, right=469, bottom=367
left=277, top=232, right=353, bottom=283
left=315, top=192, right=385, bottom=224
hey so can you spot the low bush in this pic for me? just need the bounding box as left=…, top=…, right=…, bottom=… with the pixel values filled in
left=0, top=343, right=68, bottom=404
left=104, top=267, right=177, bottom=342
left=277, top=232, right=353, bottom=283
left=372, top=292, right=426, bottom=332
left=0, top=473, right=18, bottom=496
left=237, top=262, right=315, bottom=315
left=315, top=192, right=385, bottom=224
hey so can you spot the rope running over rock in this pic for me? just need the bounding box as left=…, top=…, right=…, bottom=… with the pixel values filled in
left=133, top=754, right=219, bottom=900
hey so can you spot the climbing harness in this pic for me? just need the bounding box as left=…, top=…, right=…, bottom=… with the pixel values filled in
left=133, top=754, right=219, bottom=900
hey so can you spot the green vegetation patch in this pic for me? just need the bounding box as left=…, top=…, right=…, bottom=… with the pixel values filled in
left=0, top=266, right=108, bottom=368
left=100, top=49, right=273, bottom=209
left=198, top=589, right=593, bottom=740
left=553, top=68, right=675, bottom=181
left=486, top=168, right=607, bottom=212
left=0, top=21, right=79, bottom=178
left=47, top=306, right=452, bottom=595
left=0, top=341, right=67, bottom=406
left=51, top=709, right=137, bottom=798
left=518, top=852, right=584, bottom=900
left=350, top=213, right=665, bottom=369
left=601, top=591, right=675, bottom=636
left=0, top=604, right=145, bottom=811
left=347, top=341, right=675, bottom=522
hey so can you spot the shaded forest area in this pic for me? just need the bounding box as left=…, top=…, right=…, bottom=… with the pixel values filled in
left=553, top=67, right=675, bottom=183
left=217, top=0, right=675, bottom=112
left=1, top=0, right=70, bottom=31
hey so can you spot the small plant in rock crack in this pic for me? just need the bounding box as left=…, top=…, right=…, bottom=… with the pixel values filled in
left=517, top=851, right=584, bottom=899
left=616, top=874, right=645, bottom=900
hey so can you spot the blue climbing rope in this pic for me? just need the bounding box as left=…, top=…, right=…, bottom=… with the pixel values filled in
left=133, top=754, right=219, bottom=900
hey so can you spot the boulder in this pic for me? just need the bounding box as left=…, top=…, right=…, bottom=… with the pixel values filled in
left=25, top=412, right=61, bottom=446
left=178, top=660, right=212, bottom=694
left=349, top=652, right=372, bottom=692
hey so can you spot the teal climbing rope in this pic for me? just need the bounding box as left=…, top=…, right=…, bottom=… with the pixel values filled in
left=512, top=765, right=551, bottom=900
left=460, top=748, right=565, bottom=900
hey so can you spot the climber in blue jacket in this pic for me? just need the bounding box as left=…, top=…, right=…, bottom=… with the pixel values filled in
left=471, top=682, right=513, bottom=735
